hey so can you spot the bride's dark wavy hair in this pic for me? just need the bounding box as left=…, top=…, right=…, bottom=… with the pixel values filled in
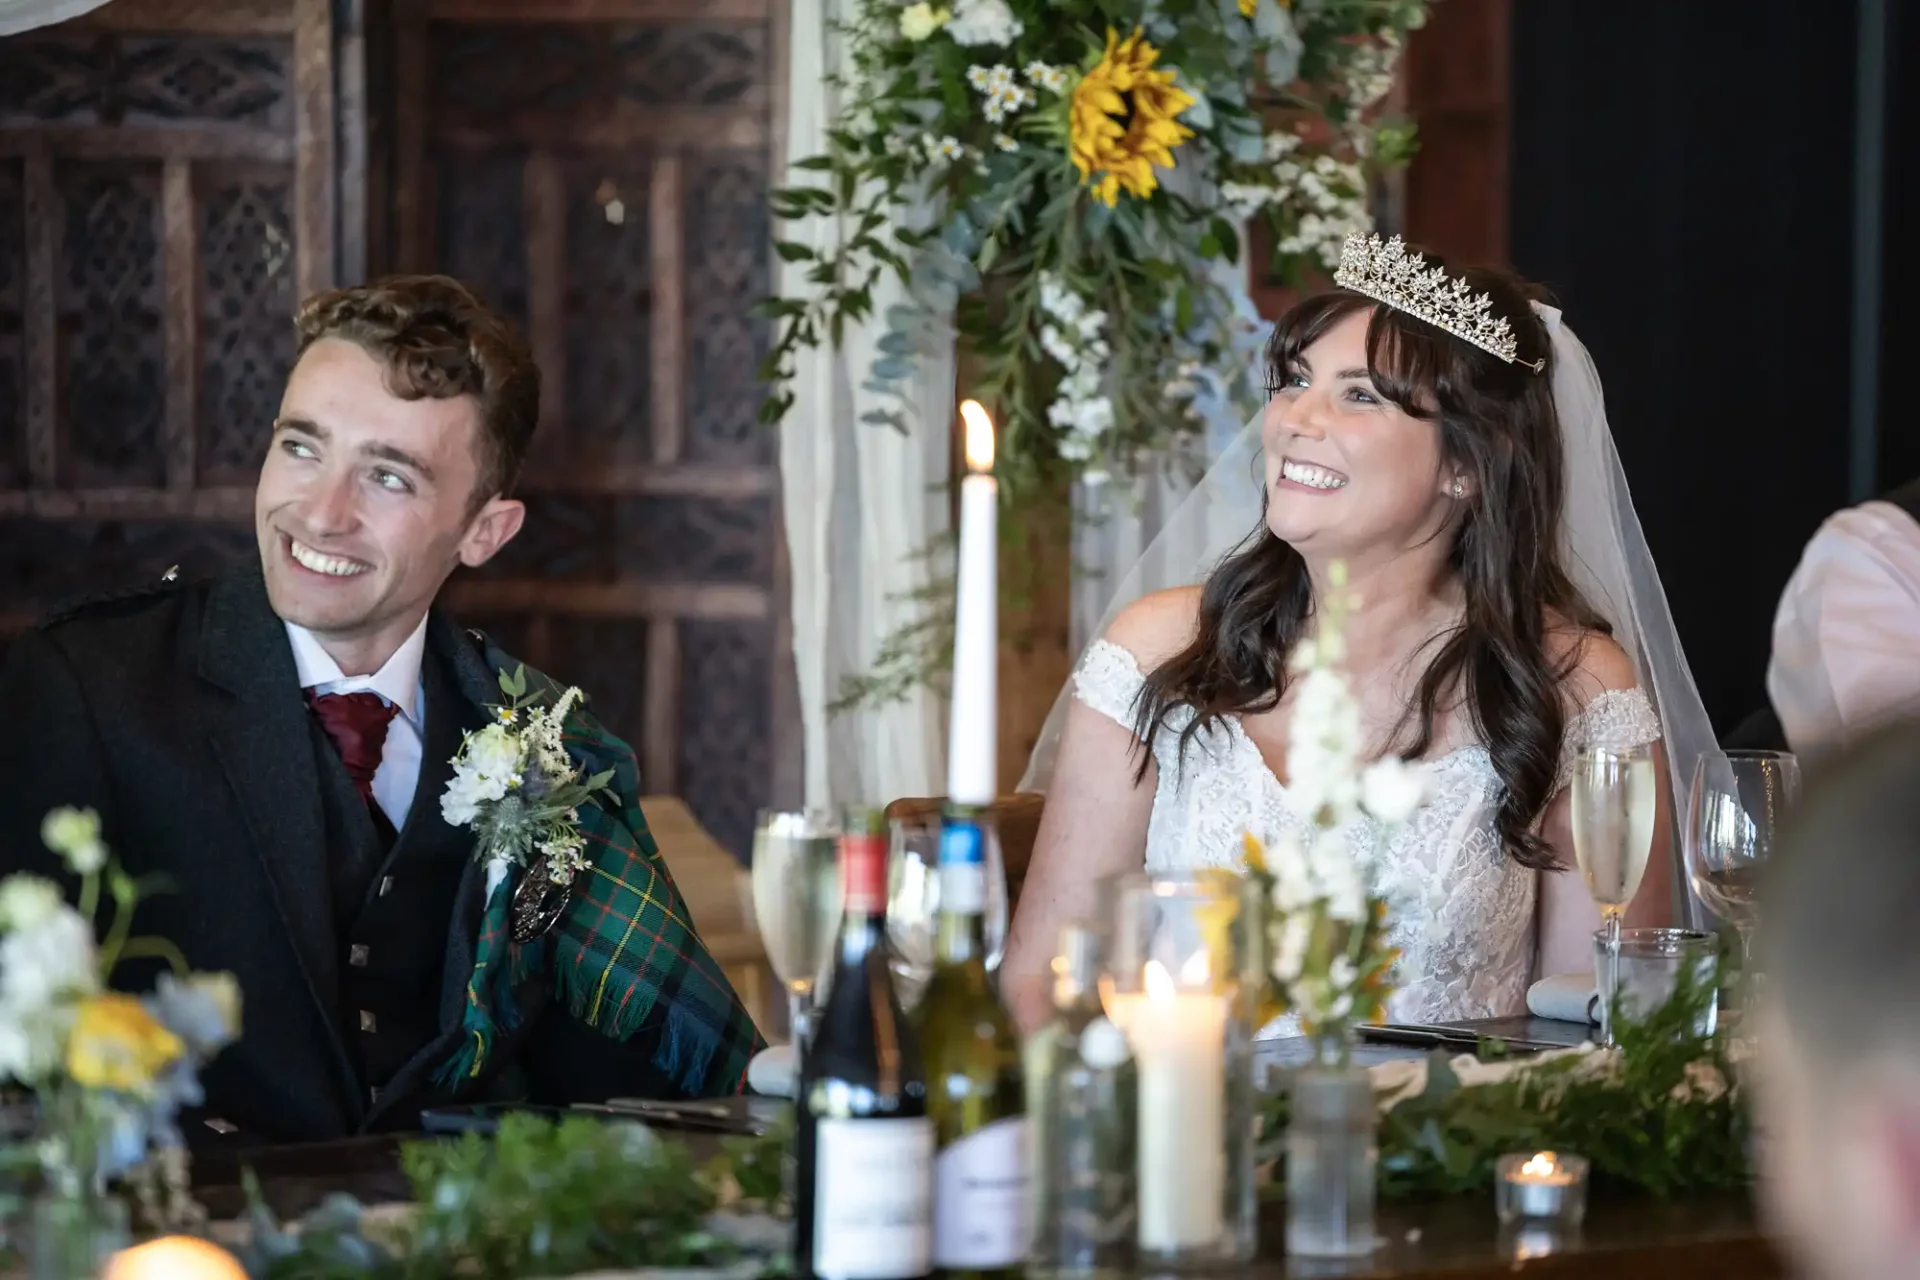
left=1132, top=259, right=1606, bottom=870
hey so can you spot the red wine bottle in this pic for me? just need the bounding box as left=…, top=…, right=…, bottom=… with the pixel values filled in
left=795, top=806, right=933, bottom=1280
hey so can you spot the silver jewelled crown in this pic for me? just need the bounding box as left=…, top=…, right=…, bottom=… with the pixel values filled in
left=1333, top=233, right=1544, bottom=372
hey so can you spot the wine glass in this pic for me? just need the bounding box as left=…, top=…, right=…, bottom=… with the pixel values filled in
left=885, top=813, right=1008, bottom=1010
left=750, top=809, right=842, bottom=1051
left=1685, top=749, right=1799, bottom=1005
left=1569, top=742, right=1659, bottom=1046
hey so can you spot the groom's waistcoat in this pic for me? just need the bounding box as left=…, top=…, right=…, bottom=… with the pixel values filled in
left=312, top=642, right=480, bottom=1110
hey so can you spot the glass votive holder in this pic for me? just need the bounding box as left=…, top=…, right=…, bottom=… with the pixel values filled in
left=1493, top=1151, right=1589, bottom=1228
left=1101, top=871, right=1258, bottom=1270
left=1593, top=927, right=1719, bottom=1044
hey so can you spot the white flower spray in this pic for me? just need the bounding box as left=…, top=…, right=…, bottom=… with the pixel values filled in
left=1244, top=562, right=1431, bottom=1058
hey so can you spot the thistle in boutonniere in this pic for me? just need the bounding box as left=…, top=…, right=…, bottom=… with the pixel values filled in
left=440, top=665, right=616, bottom=887
left=1242, top=563, right=1430, bottom=1063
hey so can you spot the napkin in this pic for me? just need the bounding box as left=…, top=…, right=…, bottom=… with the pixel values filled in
left=746, top=1043, right=797, bottom=1097
left=1526, top=973, right=1599, bottom=1024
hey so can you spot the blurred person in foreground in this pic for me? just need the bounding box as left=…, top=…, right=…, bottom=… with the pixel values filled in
left=1755, top=715, right=1920, bottom=1280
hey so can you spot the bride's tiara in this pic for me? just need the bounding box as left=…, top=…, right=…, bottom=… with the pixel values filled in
left=1332, top=233, right=1545, bottom=373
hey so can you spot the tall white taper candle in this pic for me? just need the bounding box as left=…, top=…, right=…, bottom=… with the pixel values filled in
left=948, top=400, right=997, bottom=805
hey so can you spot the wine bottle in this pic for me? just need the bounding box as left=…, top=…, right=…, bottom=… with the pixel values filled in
left=917, top=804, right=1030, bottom=1278
left=796, top=806, right=933, bottom=1280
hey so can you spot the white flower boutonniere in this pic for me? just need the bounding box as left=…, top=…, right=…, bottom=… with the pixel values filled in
left=441, top=665, right=615, bottom=887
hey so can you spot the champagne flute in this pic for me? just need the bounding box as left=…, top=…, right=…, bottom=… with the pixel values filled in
left=1570, top=742, right=1658, bottom=1047
left=750, top=809, right=842, bottom=1052
left=1685, top=749, right=1799, bottom=1006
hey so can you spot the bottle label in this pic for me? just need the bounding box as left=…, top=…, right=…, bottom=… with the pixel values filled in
left=938, top=822, right=986, bottom=914
left=934, top=1116, right=1032, bottom=1268
left=814, top=1117, right=934, bottom=1278
left=940, top=862, right=985, bottom=914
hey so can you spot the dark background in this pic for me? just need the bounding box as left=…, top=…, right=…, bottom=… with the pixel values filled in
left=1509, top=0, right=1910, bottom=734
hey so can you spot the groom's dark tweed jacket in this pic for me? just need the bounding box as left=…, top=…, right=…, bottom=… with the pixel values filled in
left=0, top=560, right=761, bottom=1145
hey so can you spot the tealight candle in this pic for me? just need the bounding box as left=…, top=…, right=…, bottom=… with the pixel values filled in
left=1494, top=1151, right=1588, bottom=1227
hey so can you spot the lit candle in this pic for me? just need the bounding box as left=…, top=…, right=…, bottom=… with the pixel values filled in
left=1120, top=958, right=1229, bottom=1253
left=948, top=400, right=997, bottom=805
left=1494, top=1150, right=1589, bottom=1226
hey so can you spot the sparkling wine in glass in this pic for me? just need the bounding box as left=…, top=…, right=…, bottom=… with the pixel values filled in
left=1570, top=742, right=1658, bottom=1046
left=750, top=809, right=842, bottom=1051
left=1685, top=749, right=1799, bottom=1001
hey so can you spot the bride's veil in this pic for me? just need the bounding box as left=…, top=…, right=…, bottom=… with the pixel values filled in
left=1018, top=306, right=1714, bottom=926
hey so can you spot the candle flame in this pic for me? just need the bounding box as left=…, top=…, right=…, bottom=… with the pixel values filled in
left=1180, top=948, right=1212, bottom=988
left=1520, top=1153, right=1558, bottom=1178
left=1143, top=958, right=1175, bottom=1002
left=960, top=399, right=995, bottom=473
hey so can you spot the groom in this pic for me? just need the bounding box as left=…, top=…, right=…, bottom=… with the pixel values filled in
left=0, top=275, right=764, bottom=1143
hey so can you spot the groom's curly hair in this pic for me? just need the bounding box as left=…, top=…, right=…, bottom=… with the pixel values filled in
left=1134, top=255, right=1605, bottom=871
left=294, top=275, right=539, bottom=509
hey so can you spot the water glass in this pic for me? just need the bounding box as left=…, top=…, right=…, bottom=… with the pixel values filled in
left=1685, top=750, right=1798, bottom=1001
left=885, top=813, right=1008, bottom=1009
left=1591, top=927, right=1719, bottom=1042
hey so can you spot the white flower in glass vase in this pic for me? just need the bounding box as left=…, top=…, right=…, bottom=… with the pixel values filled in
left=1241, top=563, right=1431, bottom=1056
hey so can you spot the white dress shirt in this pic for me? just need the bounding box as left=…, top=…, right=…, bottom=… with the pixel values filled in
left=1767, top=500, right=1920, bottom=760
left=285, top=616, right=430, bottom=829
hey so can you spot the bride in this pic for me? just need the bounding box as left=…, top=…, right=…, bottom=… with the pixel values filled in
left=1002, top=235, right=1710, bottom=1034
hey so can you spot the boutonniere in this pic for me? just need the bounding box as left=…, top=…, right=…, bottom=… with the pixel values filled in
left=440, top=666, right=615, bottom=941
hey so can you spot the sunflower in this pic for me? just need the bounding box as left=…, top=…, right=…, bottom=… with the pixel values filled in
left=1069, top=28, right=1197, bottom=207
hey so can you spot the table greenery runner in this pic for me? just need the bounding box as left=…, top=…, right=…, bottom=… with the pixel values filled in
left=1258, top=962, right=1754, bottom=1199
left=240, top=1114, right=793, bottom=1280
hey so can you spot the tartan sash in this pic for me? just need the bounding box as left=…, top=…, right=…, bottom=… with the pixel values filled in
left=436, top=642, right=765, bottom=1095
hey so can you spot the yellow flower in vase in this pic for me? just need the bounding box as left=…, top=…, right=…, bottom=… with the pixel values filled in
left=66, top=994, right=183, bottom=1094
left=1069, top=28, right=1196, bottom=206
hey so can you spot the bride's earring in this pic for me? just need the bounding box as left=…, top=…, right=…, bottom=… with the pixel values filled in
left=1450, top=477, right=1466, bottom=500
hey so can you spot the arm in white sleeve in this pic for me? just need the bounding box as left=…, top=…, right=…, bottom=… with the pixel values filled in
left=1767, top=502, right=1920, bottom=759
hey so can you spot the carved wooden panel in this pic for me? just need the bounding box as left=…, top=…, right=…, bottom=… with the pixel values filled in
left=198, top=162, right=296, bottom=484
left=0, top=160, right=24, bottom=491
left=415, top=0, right=788, bottom=856
left=0, top=0, right=345, bottom=636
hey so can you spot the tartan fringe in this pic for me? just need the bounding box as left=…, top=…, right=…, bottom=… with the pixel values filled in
left=435, top=877, right=524, bottom=1090
left=654, top=1001, right=719, bottom=1098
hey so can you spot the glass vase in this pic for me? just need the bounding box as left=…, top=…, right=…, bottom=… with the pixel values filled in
left=29, top=1192, right=130, bottom=1280
left=1026, top=924, right=1135, bottom=1280
left=1103, top=871, right=1258, bottom=1269
left=1284, top=1037, right=1378, bottom=1260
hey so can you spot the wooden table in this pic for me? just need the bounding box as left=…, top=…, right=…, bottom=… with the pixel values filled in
left=187, top=1017, right=1786, bottom=1279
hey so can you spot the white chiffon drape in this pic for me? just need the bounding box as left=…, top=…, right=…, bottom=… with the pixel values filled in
left=0, top=0, right=109, bottom=36
left=778, top=0, right=949, bottom=810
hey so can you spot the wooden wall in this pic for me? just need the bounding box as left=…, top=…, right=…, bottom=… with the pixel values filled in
left=0, top=0, right=794, bottom=857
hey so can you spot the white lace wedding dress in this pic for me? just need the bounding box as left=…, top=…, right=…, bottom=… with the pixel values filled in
left=1072, top=639, right=1663, bottom=1033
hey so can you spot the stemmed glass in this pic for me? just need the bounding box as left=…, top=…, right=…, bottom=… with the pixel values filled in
left=1569, top=743, right=1659, bottom=1046
left=749, top=809, right=842, bottom=1053
left=1685, top=749, right=1800, bottom=1010
left=885, top=813, right=1008, bottom=1010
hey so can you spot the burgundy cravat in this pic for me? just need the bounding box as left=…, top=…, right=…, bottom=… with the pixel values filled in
left=306, top=690, right=400, bottom=809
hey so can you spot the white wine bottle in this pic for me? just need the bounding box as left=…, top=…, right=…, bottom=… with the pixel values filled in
left=796, top=807, right=933, bottom=1280
left=917, top=804, right=1030, bottom=1279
